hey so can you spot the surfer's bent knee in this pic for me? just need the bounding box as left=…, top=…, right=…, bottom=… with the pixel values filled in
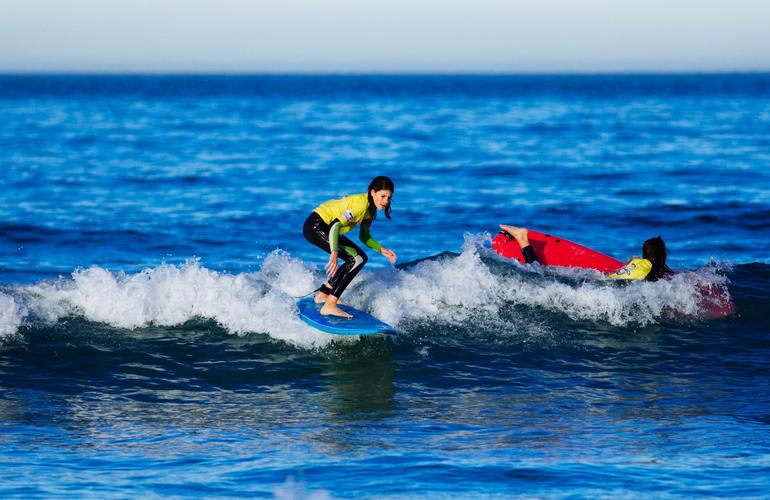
left=353, top=252, right=367, bottom=270
left=341, top=245, right=367, bottom=269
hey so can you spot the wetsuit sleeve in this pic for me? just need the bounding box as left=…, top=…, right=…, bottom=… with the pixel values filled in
left=359, top=221, right=383, bottom=252
left=329, top=221, right=341, bottom=252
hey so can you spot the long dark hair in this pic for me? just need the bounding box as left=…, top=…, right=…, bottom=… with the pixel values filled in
left=643, top=236, right=672, bottom=281
left=367, top=176, right=394, bottom=221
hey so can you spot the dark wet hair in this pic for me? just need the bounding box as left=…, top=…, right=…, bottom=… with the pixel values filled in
left=367, top=176, right=394, bottom=221
left=642, top=236, right=672, bottom=281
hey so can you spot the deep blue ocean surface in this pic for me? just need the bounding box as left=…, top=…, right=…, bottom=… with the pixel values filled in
left=1, top=74, right=769, bottom=498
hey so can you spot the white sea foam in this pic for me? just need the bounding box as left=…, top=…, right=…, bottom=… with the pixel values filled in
left=344, top=234, right=733, bottom=329
left=15, top=253, right=344, bottom=349
left=273, top=475, right=331, bottom=500
left=2, top=239, right=734, bottom=346
left=0, top=291, right=25, bottom=339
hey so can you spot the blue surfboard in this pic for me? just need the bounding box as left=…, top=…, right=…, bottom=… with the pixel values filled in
left=296, top=297, right=396, bottom=336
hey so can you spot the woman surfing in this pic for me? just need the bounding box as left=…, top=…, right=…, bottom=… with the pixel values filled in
left=303, top=176, right=397, bottom=318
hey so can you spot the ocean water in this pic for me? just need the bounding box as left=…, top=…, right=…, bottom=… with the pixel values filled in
left=1, top=74, right=769, bottom=498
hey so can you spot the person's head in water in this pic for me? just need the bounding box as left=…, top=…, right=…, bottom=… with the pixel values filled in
left=367, top=176, right=394, bottom=221
left=642, top=236, right=671, bottom=281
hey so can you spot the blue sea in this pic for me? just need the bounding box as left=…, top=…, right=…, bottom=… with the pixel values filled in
left=1, top=74, right=769, bottom=498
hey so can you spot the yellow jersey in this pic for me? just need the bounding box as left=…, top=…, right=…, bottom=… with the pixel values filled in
left=609, top=258, right=652, bottom=280
left=314, top=193, right=372, bottom=234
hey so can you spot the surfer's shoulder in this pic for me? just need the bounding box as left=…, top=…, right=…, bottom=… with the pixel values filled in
left=609, top=258, right=652, bottom=280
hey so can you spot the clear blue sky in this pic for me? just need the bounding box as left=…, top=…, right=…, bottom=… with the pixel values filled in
left=3, top=0, right=769, bottom=73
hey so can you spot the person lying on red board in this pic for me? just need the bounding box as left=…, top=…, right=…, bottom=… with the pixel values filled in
left=498, top=224, right=672, bottom=281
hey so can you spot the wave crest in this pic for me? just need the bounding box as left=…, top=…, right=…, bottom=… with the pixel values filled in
left=2, top=240, right=735, bottom=347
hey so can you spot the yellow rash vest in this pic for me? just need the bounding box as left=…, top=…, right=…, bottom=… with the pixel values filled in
left=609, top=258, right=653, bottom=280
left=314, top=193, right=382, bottom=253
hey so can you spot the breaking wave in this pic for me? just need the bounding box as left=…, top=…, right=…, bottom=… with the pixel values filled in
left=1, top=235, right=736, bottom=348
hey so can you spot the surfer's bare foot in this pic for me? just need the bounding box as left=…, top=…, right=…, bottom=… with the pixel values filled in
left=500, top=224, right=530, bottom=247
left=320, top=296, right=352, bottom=319
left=320, top=303, right=352, bottom=319
left=314, top=291, right=349, bottom=306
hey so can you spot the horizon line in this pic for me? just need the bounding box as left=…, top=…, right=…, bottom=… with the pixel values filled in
left=2, top=69, right=770, bottom=77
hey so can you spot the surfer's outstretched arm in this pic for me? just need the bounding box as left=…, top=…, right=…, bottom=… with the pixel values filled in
left=360, top=221, right=397, bottom=264
left=499, top=224, right=539, bottom=264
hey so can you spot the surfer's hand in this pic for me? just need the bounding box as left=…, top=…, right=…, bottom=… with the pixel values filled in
left=326, top=251, right=339, bottom=276
left=381, top=247, right=397, bottom=264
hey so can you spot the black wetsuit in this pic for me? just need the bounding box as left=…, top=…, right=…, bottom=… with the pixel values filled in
left=303, top=212, right=368, bottom=298
left=521, top=244, right=539, bottom=264
left=501, top=232, right=539, bottom=264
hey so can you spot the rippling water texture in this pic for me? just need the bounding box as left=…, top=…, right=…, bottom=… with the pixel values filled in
left=1, top=75, right=769, bottom=498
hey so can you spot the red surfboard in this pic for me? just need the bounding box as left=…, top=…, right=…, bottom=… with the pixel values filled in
left=492, top=230, right=625, bottom=273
